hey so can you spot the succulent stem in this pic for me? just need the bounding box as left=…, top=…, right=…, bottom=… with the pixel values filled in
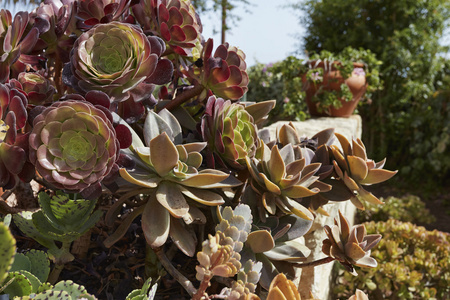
left=292, top=256, right=335, bottom=268
left=158, top=84, right=204, bottom=112
left=153, top=246, right=197, bottom=296
left=48, top=262, right=64, bottom=284
left=192, top=274, right=212, bottom=300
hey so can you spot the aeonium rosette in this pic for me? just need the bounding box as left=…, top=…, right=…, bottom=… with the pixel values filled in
left=64, top=21, right=173, bottom=103
left=200, top=38, right=249, bottom=100
left=133, top=0, right=203, bottom=57
left=29, top=96, right=120, bottom=195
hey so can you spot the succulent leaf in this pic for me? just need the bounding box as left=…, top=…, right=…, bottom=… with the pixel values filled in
left=0, top=221, right=16, bottom=285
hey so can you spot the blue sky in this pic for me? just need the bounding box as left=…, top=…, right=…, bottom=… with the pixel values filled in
left=201, top=0, right=306, bottom=67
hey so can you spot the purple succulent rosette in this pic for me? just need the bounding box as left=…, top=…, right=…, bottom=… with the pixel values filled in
left=201, top=38, right=249, bottom=100
left=65, top=21, right=173, bottom=103
left=75, top=0, right=132, bottom=30
left=0, top=10, right=39, bottom=83
left=133, top=0, right=203, bottom=56
left=29, top=99, right=120, bottom=193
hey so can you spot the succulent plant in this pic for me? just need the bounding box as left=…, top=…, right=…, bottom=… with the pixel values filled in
left=266, top=273, right=301, bottom=300
left=0, top=83, right=35, bottom=189
left=12, top=72, right=56, bottom=105
left=244, top=140, right=322, bottom=221
left=15, top=280, right=97, bottom=299
left=114, top=109, right=241, bottom=254
left=133, top=0, right=203, bottom=57
left=29, top=99, right=120, bottom=193
left=330, top=133, right=397, bottom=209
left=200, top=38, right=249, bottom=100
left=65, top=21, right=173, bottom=103
left=13, top=191, right=102, bottom=267
left=194, top=204, right=253, bottom=299
left=0, top=10, right=39, bottom=83
left=322, top=210, right=381, bottom=274
left=75, top=0, right=133, bottom=31
left=200, top=96, right=264, bottom=170
left=28, top=0, right=77, bottom=63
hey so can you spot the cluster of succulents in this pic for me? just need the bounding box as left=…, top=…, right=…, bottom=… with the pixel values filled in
left=0, top=0, right=399, bottom=298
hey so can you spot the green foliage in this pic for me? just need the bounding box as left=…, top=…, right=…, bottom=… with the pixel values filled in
left=0, top=221, right=15, bottom=288
left=295, top=0, right=450, bottom=185
left=125, top=277, right=157, bottom=300
left=333, top=220, right=450, bottom=299
left=357, top=195, right=436, bottom=224
left=246, top=58, right=307, bottom=123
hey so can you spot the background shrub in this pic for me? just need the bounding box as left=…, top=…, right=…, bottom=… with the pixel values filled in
left=357, top=195, right=436, bottom=224
left=293, top=0, right=450, bottom=186
left=333, top=220, right=450, bottom=300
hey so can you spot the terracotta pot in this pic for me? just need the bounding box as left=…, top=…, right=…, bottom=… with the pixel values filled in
left=301, top=61, right=367, bottom=117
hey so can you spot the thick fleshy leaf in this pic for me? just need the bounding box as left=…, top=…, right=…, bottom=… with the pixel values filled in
left=360, top=168, right=397, bottom=185
left=268, top=146, right=285, bottom=184
left=358, top=186, right=384, bottom=205
left=244, top=100, right=276, bottom=124
left=179, top=185, right=224, bottom=206
left=104, top=205, right=145, bottom=248
left=347, top=156, right=368, bottom=182
left=169, top=217, right=196, bottom=257
left=119, top=168, right=161, bottom=188
left=281, top=197, right=314, bottom=221
left=179, top=170, right=229, bottom=187
left=282, top=185, right=319, bottom=199
left=264, top=240, right=310, bottom=262
left=335, top=132, right=351, bottom=156
left=142, top=198, right=170, bottom=248
left=246, top=230, right=275, bottom=253
left=156, top=181, right=189, bottom=218
left=150, top=132, right=179, bottom=176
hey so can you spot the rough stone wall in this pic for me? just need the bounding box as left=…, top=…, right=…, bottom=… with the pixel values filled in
left=264, top=115, right=362, bottom=299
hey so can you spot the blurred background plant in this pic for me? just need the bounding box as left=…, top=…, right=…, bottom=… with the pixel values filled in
left=333, top=219, right=450, bottom=300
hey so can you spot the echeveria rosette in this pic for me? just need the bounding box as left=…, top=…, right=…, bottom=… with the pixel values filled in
left=245, top=141, right=322, bottom=221
left=0, top=83, right=34, bottom=189
left=330, top=133, right=397, bottom=209
left=0, top=10, right=39, bottom=83
left=133, top=0, right=203, bottom=56
left=119, top=131, right=242, bottom=254
left=201, top=96, right=258, bottom=170
left=201, top=38, right=249, bottom=100
left=29, top=99, right=120, bottom=194
left=67, top=21, right=173, bottom=103
left=322, top=210, right=381, bottom=275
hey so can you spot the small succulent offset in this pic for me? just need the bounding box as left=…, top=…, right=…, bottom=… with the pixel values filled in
left=322, top=210, right=381, bottom=274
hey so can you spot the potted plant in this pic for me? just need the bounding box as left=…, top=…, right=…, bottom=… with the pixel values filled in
left=301, top=47, right=382, bottom=117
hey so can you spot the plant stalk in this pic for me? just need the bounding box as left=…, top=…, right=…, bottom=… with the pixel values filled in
left=159, top=84, right=204, bottom=112
left=292, top=256, right=335, bottom=268
left=154, top=246, right=197, bottom=296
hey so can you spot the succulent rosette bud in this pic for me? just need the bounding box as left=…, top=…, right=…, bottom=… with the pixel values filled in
left=29, top=99, right=120, bottom=193
left=201, top=38, right=249, bottom=100
left=0, top=10, right=39, bottom=83
left=133, top=0, right=203, bottom=56
left=0, top=83, right=33, bottom=189
left=322, top=210, right=381, bottom=274
left=15, top=72, right=56, bottom=105
left=66, top=21, right=173, bottom=103
left=201, top=96, right=258, bottom=170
